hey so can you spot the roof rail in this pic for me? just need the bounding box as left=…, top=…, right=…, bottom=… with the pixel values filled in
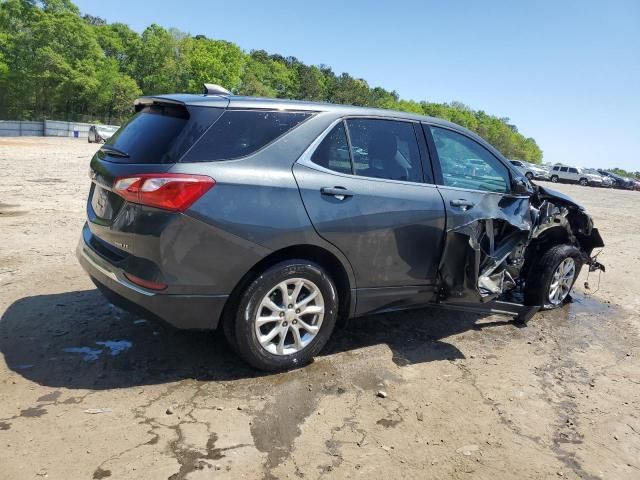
left=203, top=83, right=231, bottom=96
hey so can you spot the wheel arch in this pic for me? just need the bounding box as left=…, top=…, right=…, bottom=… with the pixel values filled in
left=522, top=226, right=571, bottom=280
left=219, top=244, right=355, bottom=330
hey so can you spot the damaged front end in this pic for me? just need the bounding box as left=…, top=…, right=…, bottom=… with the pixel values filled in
left=438, top=185, right=605, bottom=306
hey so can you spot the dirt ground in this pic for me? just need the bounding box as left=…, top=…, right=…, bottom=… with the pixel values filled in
left=0, top=137, right=638, bottom=480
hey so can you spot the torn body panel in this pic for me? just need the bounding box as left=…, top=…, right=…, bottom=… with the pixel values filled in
left=437, top=185, right=605, bottom=305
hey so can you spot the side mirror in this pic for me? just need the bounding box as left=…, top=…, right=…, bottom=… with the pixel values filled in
left=511, top=177, right=532, bottom=195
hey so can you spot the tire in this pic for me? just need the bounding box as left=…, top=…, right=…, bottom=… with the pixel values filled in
left=227, top=259, right=339, bottom=371
left=524, top=244, right=583, bottom=309
left=525, top=172, right=534, bottom=180
left=579, top=178, right=589, bottom=186
left=551, top=175, right=559, bottom=183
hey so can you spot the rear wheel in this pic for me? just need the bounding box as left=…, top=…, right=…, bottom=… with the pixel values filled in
left=524, top=244, right=583, bottom=309
left=551, top=175, right=559, bottom=183
left=227, top=259, right=338, bottom=371
left=525, top=172, right=534, bottom=180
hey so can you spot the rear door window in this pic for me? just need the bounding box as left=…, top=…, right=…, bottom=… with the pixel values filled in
left=184, top=110, right=312, bottom=162
left=345, top=118, right=423, bottom=182
left=100, top=104, right=223, bottom=164
left=310, top=123, right=352, bottom=174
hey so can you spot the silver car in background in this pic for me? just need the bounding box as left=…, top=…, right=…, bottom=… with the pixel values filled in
left=584, top=168, right=613, bottom=187
left=550, top=165, right=604, bottom=186
left=509, top=160, right=550, bottom=181
left=88, top=125, right=119, bottom=144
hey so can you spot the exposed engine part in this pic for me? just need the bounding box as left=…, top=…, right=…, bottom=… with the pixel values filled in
left=438, top=184, right=605, bottom=305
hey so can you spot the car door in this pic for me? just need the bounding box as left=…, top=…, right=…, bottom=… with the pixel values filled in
left=559, top=166, right=569, bottom=181
left=424, top=124, right=532, bottom=303
left=293, top=117, right=446, bottom=315
left=567, top=167, right=579, bottom=182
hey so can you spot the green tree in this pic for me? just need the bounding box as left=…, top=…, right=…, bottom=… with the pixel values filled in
left=183, top=36, right=245, bottom=93
left=134, top=25, right=186, bottom=94
left=238, top=50, right=295, bottom=97
left=0, top=0, right=544, bottom=163
left=295, top=64, right=327, bottom=101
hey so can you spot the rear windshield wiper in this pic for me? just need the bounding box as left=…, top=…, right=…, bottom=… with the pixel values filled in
left=100, top=145, right=130, bottom=158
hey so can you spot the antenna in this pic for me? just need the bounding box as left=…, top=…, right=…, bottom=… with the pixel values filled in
left=203, top=83, right=231, bottom=96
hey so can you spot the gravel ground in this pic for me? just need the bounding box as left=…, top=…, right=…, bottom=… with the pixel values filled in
left=0, top=137, right=639, bottom=480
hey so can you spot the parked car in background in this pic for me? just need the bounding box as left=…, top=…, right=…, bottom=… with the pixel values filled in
left=77, top=89, right=605, bottom=371
left=550, top=165, right=603, bottom=186
left=597, top=170, right=636, bottom=190
left=88, top=125, right=119, bottom=144
left=583, top=168, right=613, bottom=187
left=509, top=160, right=550, bottom=180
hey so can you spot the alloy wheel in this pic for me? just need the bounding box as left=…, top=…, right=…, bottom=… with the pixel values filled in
left=548, top=257, right=576, bottom=305
left=254, top=278, right=325, bottom=355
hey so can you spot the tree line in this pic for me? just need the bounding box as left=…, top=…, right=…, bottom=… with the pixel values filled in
left=0, top=0, right=543, bottom=163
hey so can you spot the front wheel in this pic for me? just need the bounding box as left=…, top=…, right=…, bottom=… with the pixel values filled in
left=524, top=244, right=583, bottom=309
left=227, top=260, right=339, bottom=371
left=551, top=175, right=559, bottom=183
left=525, top=172, right=534, bottom=180
left=579, top=178, right=589, bottom=186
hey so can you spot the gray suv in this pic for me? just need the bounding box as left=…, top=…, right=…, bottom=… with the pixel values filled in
left=77, top=89, right=604, bottom=371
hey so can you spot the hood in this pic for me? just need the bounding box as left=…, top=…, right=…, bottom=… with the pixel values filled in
left=535, top=185, right=585, bottom=210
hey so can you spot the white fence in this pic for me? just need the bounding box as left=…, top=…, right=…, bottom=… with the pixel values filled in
left=0, top=120, right=119, bottom=139
left=0, top=120, right=45, bottom=136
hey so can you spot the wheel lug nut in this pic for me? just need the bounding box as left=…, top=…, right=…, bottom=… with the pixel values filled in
left=295, top=309, right=300, bottom=314
left=288, top=304, right=293, bottom=309
left=292, top=320, right=297, bottom=324
left=279, top=312, right=285, bottom=317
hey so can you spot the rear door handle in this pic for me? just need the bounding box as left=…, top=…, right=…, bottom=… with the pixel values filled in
left=321, top=187, right=354, bottom=201
left=450, top=199, right=475, bottom=210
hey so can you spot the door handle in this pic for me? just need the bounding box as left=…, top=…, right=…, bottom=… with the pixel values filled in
left=321, top=187, right=354, bottom=201
left=450, top=199, right=475, bottom=210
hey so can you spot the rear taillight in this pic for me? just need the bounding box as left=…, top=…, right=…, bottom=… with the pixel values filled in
left=123, top=272, right=167, bottom=291
left=113, top=174, right=215, bottom=212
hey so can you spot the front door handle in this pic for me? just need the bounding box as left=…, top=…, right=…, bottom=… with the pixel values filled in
left=450, top=199, right=475, bottom=210
left=321, top=187, right=354, bottom=201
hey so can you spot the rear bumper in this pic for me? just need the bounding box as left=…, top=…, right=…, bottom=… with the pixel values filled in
left=76, top=236, right=228, bottom=330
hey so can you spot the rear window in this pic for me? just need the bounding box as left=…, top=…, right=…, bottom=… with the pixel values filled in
left=184, top=110, right=312, bottom=162
left=99, top=104, right=223, bottom=164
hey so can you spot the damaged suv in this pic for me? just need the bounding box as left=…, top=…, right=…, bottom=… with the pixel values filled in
left=77, top=89, right=605, bottom=371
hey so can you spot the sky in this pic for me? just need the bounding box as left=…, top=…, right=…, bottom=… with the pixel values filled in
left=73, top=0, right=640, bottom=171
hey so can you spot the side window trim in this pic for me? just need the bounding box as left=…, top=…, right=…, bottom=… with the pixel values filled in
left=412, top=123, right=431, bottom=184
left=421, top=123, right=444, bottom=185
left=342, top=119, right=356, bottom=175
left=422, top=122, right=514, bottom=194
